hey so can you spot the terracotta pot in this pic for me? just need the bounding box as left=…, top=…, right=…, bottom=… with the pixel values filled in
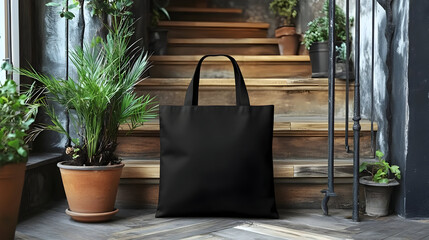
left=360, top=176, right=399, bottom=217
left=0, top=163, right=26, bottom=240
left=275, top=26, right=298, bottom=55
left=58, top=162, right=124, bottom=222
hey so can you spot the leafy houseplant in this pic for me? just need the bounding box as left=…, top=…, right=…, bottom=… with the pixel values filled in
left=359, top=150, right=401, bottom=217
left=21, top=2, right=157, bottom=222
left=303, top=1, right=352, bottom=77
left=360, top=150, right=401, bottom=184
left=269, top=0, right=299, bottom=55
left=0, top=79, right=38, bottom=239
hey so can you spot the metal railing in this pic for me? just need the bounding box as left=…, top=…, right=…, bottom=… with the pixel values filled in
left=323, top=0, right=380, bottom=222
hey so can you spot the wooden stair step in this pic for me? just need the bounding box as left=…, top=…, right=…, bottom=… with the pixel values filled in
left=167, top=7, right=243, bottom=14
left=167, top=7, right=244, bottom=22
left=118, top=117, right=377, bottom=134
left=120, top=159, right=362, bottom=179
left=149, top=55, right=311, bottom=78
left=137, top=78, right=354, bottom=117
left=167, top=38, right=279, bottom=55
left=158, top=21, right=269, bottom=38
left=117, top=159, right=370, bottom=209
left=116, top=116, right=377, bottom=159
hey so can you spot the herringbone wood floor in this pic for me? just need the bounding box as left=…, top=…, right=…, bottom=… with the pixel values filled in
left=16, top=200, right=429, bottom=240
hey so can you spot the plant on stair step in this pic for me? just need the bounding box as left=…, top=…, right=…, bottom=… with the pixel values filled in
left=360, top=150, right=401, bottom=183
left=0, top=78, right=39, bottom=239
left=303, top=1, right=353, bottom=78
left=269, top=0, right=299, bottom=55
left=150, top=0, right=170, bottom=55
left=359, top=150, right=401, bottom=217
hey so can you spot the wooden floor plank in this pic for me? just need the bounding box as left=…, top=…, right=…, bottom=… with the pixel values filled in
left=16, top=200, right=429, bottom=240
left=234, top=223, right=343, bottom=240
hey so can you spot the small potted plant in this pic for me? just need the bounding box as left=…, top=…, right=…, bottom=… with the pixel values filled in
left=335, top=42, right=354, bottom=79
left=21, top=3, right=157, bottom=222
left=269, top=0, right=299, bottom=55
left=303, top=1, right=351, bottom=77
left=360, top=150, right=401, bottom=217
left=149, top=0, right=170, bottom=55
left=0, top=79, right=38, bottom=239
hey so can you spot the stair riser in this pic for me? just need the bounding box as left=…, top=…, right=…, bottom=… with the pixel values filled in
left=116, top=179, right=364, bottom=209
left=162, top=27, right=268, bottom=38
left=137, top=86, right=353, bottom=117
left=167, top=44, right=279, bottom=55
left=149, top=62, right=311, bottom=78
left=169, top=0, right=208, bottom=7
left=116, top=133, right=374, bottom=159
left=170, top=12, right=244, bottom=22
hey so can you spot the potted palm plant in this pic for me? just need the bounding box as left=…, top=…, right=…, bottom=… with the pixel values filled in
left=360, top=150, right=401, bottom=217
left=0, top=79, right=38, bottom=239
left=269, top=0, right=299, bottom=55
left=303, top=1, right=350, bottom=77
left=20, top=4, right=157, bottom=222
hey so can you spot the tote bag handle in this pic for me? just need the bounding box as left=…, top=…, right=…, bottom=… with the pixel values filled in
left=184, top=55, right=250, bottom=106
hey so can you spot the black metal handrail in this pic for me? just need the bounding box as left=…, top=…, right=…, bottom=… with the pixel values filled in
left=323, top=0, right=364, bottom=222
left=321, top=0, right=338, bottom=216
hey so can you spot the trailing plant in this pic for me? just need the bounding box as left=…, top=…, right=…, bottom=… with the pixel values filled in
left=269, top=0, right=299, bottom=26
left=0, top=80, right=39, bottom=166
left=21, top=8, right=157, bottom=166
left=86, top=0, right=134, bottom=18
left=360, top=150, right=401, bottom=184
left=151, top=0, right=170, bottom=28
left=46, top=0, right=80, bottom=20
left=303, top=1, right=353, bottom=50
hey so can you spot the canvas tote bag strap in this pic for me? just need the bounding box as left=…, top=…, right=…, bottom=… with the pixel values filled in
left=184, top=55, right=250, bottom=106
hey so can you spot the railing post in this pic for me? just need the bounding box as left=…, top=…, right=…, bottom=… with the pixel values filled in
left=345, top=0, right=350, bottom=153
left=352, top=0, right=362, bottom=222
left=321, top=0, right=337, bottom=216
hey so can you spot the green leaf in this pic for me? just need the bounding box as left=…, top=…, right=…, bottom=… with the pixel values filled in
left=68, top=2, right=79, bottom=9
left=379, top=178, right=389, bottom=184
left=7, top=139, right=20, bottom=150
left=46, top=2, right=62, bottom=7
left=63, top=11, right=75, bottom=20
left=17, top=147, right=27, bottom=157
left=1, top=61, right=13, bottom=71
left=159, top=7, right=170, bottom=20
left=376, top=150, right=384, bottom=159
left=359, top=162, right=367, bottom=173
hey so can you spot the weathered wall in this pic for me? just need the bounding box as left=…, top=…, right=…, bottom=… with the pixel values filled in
left=359, top=0, right=389, bottom=155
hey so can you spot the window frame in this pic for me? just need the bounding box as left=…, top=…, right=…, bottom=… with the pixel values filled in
left=0, top=0, right=19, bottom=87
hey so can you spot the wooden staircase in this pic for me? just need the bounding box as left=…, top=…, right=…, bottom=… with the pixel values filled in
left=116, top=2, right=376, bottom=209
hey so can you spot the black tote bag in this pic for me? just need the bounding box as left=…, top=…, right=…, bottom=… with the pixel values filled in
left=156, top=55, right=278, bottom=218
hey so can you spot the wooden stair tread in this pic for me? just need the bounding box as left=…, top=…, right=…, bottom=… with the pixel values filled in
left=167, top=7, right=243, bottom=14
left=120, top=158, right=370, bottom=179
left=168, top=38, right=278, bottom=44
left=158, top=21, right=270, bottom=29
left=139, top=78, right=354, bottom=88
left=150, top=55, right=309, bottom=62
left=119, top=116, right=378, bottom=132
